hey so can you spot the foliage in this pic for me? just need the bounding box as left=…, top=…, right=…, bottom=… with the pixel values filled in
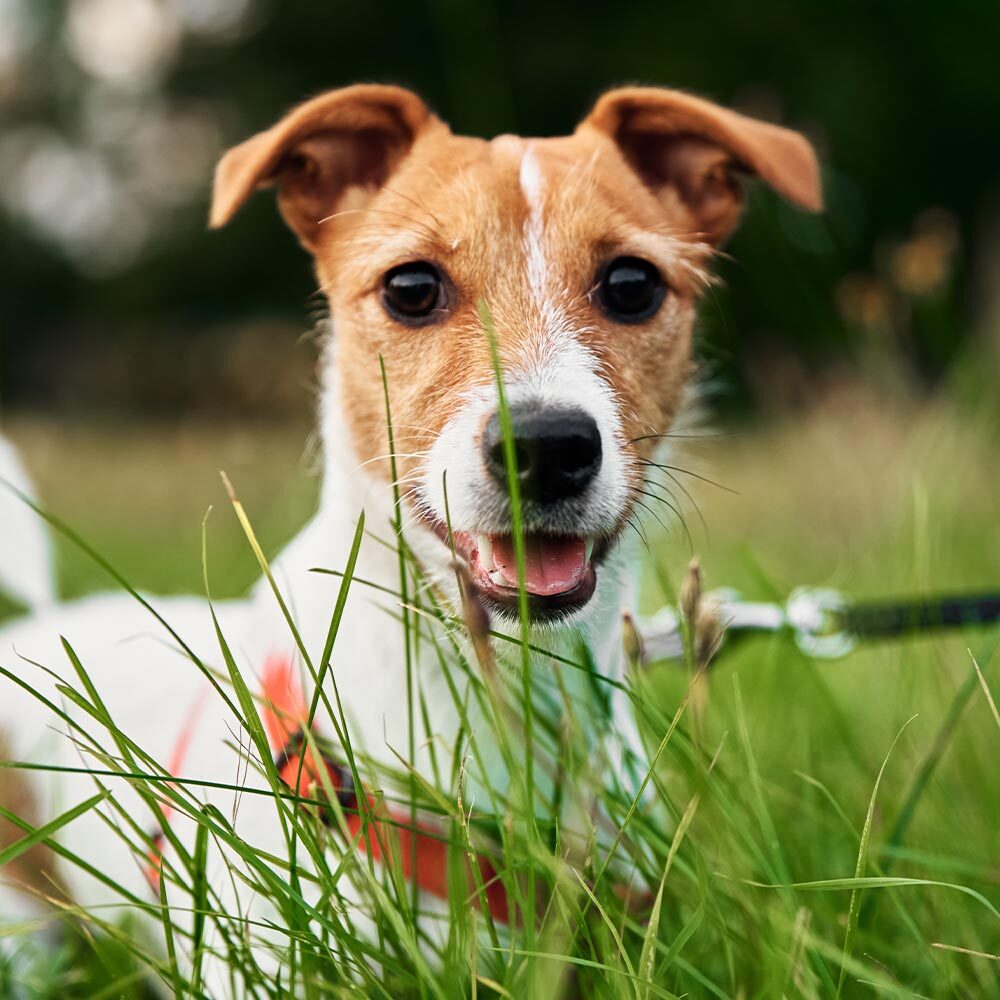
left=2, top=388, right=999, bottom=997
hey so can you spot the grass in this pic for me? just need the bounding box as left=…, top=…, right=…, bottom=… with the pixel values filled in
left=1, top=380, right=999, bottom=998
left=1, top=415, right=319, bottom=605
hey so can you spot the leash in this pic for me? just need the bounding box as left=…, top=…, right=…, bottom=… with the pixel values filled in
left=640, top=586, right=1000, bottom=665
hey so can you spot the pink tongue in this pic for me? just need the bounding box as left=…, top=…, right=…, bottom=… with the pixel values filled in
left=490, top=534, right=589, bottom=596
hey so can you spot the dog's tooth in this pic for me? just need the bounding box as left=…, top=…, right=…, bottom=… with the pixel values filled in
left=476, top=533, right=494, bottom=571
left=489, top=569, right=507, bottom=587
left=585, top=538, right=595, bottom=562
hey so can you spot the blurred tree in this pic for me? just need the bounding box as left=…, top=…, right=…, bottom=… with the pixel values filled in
left=1, top=0, right=998, bottom=414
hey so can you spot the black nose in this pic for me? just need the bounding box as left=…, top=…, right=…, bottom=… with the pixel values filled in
left=482, top=405, right=602, bottom=504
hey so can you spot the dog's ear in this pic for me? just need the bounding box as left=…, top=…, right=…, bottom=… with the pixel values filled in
left=210, top=84, right=441, bottom=250
left=578, top=87, right=822, bottom=244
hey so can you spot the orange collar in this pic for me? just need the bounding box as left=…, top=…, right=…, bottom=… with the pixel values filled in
left=146, top=655, right=509, bottom=925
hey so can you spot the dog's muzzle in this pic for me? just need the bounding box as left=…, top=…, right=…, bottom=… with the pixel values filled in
left=481, top=404, right=603, bottom=506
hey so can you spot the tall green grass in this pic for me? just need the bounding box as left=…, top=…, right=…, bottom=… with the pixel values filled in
left=2, top=383, right=999, bottom=998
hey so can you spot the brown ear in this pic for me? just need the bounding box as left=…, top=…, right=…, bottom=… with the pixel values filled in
left=579, top=86, right=822, bottom=244
left=210, top=84, right=441, bottom=250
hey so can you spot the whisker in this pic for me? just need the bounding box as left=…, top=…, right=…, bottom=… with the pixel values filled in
left=642, top=467, right=710, bottom=540
left=392, top=474, right=428, bottom=493
left=383, top=475, right=428, bottom=500
left=623, top=514, right=651, bottom=554
left=628, top=432, right=730, bottom=444
left=313, top=221, right=442, bottom=261
left=631, top=497, right=672, bottom=540
left=636, top=488, right=693, bottom=553
left=393, top=485, right=423, bottom=515
left=379, top=183, right=443, bottom=228
left=351, top=450, right=429, bottom=472
left=638, top=459, right=739, bottom=495
left=316, top=206, right=441, bottom=239
left=384, top=422, right=441, bottom=435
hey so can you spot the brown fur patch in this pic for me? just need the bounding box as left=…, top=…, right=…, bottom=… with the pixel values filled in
left=0, top=732, right=60, bottom=903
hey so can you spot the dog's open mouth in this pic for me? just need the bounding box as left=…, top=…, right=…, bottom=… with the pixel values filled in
left=428, top=522, right=610, bottom=620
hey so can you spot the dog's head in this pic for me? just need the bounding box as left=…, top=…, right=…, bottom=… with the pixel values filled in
left=211, top=84, right=820, bottom=626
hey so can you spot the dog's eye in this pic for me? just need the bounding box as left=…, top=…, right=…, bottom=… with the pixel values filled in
left=598, top=257, right=666, bottom=323
left=382, top=262, right=445, bottom=323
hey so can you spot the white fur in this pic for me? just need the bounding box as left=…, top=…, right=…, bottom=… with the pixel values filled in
left=517, top=145, right=576, bottom=346
left=0, top=435, right=55, bottom=610
left=519, top=145, right=549, bottom=309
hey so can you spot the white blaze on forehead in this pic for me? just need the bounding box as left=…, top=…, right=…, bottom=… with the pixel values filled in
left=519, top=145, right=551, bottom=313
left=518, top=143, right=545, bottom=202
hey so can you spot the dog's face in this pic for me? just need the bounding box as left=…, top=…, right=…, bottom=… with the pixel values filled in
left=212, top=85, right=820, bottom=625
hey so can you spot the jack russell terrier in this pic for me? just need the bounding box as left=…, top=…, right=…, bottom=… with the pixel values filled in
left=0, top=84, right=820, bottom=989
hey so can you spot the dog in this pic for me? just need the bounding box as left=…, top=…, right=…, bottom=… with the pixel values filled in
left=0, top=84, right=820, bottom=990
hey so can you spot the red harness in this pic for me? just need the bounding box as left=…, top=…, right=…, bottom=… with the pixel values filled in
left=145, top=656, right=509, bottom=924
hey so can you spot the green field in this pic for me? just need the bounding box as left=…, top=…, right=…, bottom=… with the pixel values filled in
left=2, top=386, right=999, bottom=998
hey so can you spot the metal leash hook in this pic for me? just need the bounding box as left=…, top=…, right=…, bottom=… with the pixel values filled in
left=639, top=588, right=792, bottom=663
left=785, top=587, right=857, bottom=658
left=637, top=585, right=1000, bottom=667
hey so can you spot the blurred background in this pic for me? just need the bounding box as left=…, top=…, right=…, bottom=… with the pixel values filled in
left=5, top=12, right=1000, bottom=991
left=1, top=0, right=999, bottom=602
